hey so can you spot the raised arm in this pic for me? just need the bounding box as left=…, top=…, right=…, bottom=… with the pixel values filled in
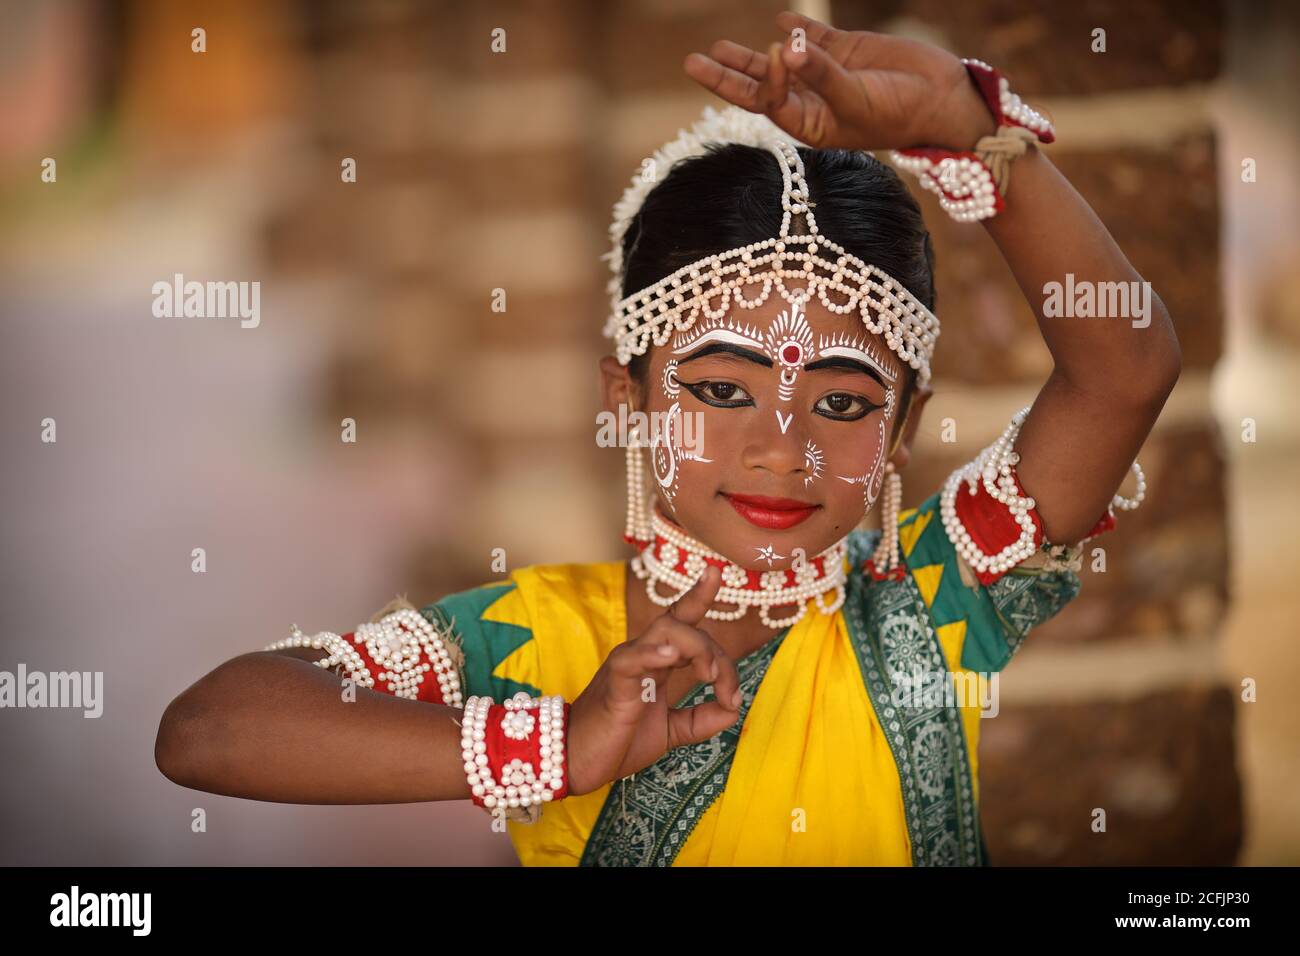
left=981, top=149, right=1179, bottom=542
left=684, top=9, right=1181, bottom=545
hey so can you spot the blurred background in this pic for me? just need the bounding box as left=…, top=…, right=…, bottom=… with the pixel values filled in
left=0, top=0, right=1295, bottom=865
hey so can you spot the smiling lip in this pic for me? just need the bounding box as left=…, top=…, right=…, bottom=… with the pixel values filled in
left=723, top=493, right=820, bottom=530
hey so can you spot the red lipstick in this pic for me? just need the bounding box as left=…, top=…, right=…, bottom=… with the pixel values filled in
left=723, top=493, right=820, bottom=530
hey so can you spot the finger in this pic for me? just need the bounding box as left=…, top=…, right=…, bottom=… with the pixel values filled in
left=667, top=699, right=742, bottom=748
left=683, top=51, right=765, bottom=112
left=605, top=641, right=679, bottom=705
left=667, top=564, right=721, bottom=627
left=707, top=38, right=769, bottom=80
left=708, top=644, right=742, bottom=711
left=645, top=616, right=725, bottom=685
left=706, top=39, right=815, bottom=98
left=780, top=38, right=864, bottom=122
left=775, top=9, right=847, bottom=49
left=765, top=41, right=789, bottom=113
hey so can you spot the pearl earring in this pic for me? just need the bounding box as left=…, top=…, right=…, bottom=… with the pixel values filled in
left=624, top=426, right=650, bottom=545
left=869, top=463, right=904, bottom=579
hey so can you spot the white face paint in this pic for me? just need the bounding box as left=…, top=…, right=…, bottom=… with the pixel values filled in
left=803, top=440, right=825, bottom=487
left=670, top=305, right=897, bottom=516
left=671, top=318, right=766, bottom=355
left=815, top=331, right=898, bottom=386
left=653, top=362, right=711, bottom=513
left=764, top=302, right=815, bottom=402
left=672, top=301, right=817, bottom=405
left=835, top=420, right=888, bottom=512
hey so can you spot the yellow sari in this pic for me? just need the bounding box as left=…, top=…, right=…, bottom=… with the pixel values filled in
left=423, top=493, right=1080, bottom=866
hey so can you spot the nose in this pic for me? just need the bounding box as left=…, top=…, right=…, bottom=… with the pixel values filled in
left=740, top=407, right=810, bottom=481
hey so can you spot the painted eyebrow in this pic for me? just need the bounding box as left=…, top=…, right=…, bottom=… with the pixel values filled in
left=809, top=344, right=899, bottom=383
left=803, top=355, right=889, bottom=388
left=672, top=327, right=766, bottom=356
left=675, top=342, right=773, bottom=368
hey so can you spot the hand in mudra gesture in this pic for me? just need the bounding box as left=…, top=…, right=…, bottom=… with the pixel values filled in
left=565, top=566, right=742, bottom=796
left=684, top=10, right=995, bottom=153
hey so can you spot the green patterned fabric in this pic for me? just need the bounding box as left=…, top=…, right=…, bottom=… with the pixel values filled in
left=421, top=584, right=541, bottom=701
left=842, top=527, right=984, bottom=866
left=900, top=491, right=1082, bottom=673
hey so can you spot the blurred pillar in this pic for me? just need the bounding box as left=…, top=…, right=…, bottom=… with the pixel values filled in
left=832, top=0, right=1239, bottom=863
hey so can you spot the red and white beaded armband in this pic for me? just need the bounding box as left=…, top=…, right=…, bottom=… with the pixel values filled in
left=940, top=407, right=1146, bottom=585
left=264, top=606, right=464, bottom=707
left=890, top=58, right=1055, bottom=222
left=461, top=692, right=570, bottom=824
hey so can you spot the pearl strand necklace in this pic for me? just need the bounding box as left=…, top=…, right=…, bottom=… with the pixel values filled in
left=940, top=406, right=1146, bottom=576
left=631, top=507, right=848, bottom=629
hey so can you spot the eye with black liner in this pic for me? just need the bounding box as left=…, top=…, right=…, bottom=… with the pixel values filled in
left=814, top=392, right=880, bottom=422
left=679, top=379, right=754, bottom=408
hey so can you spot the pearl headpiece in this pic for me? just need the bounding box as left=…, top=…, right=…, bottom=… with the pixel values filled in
left=602, top=104, right=940, bottom=386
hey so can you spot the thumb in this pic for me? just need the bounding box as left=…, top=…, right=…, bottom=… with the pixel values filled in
left=667, top=564, right=722, bottom=627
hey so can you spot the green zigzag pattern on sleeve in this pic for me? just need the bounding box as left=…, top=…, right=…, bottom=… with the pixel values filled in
left=899, top=492, right=1080, bottom=673
left=420, top=583, right=542, bottom=701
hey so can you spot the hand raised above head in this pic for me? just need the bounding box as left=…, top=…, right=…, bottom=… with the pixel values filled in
left=683, top=9, right=996, bottom=153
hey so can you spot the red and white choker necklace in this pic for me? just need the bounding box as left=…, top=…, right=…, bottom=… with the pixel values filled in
left=628, top=506, right=847, bottom=630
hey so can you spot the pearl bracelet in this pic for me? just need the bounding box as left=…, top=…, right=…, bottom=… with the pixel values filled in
left=461, top=692, right=569, bottom=824
left=890, top=59, right=1055, bottom=223
left=940, top=406, right=1146, bottom=580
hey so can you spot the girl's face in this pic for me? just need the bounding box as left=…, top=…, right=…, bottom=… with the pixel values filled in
left=628, top=297, right=909, bottom=571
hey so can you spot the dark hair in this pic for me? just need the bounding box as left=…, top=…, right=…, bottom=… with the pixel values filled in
left=618, top=143, right=933, bottom=441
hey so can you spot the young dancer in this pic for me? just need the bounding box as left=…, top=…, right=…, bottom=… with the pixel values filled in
left=156, top=12, right=1178, bottom=866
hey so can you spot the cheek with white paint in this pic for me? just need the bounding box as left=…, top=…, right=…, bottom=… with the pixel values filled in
left=802, top=440, right=825, bottom=488
left=652, top=361, right=713, bottom=513
left=833, top=419, right=888, bottom=513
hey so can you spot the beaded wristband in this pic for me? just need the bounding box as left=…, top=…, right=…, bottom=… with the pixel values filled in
left=461, top=692, right=570, bottom=825
left=890, top=59, right=1055, bottom=222
left=940, top=406, right=1145, bottom=584
left=264, top=607, right=464, bottom=706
